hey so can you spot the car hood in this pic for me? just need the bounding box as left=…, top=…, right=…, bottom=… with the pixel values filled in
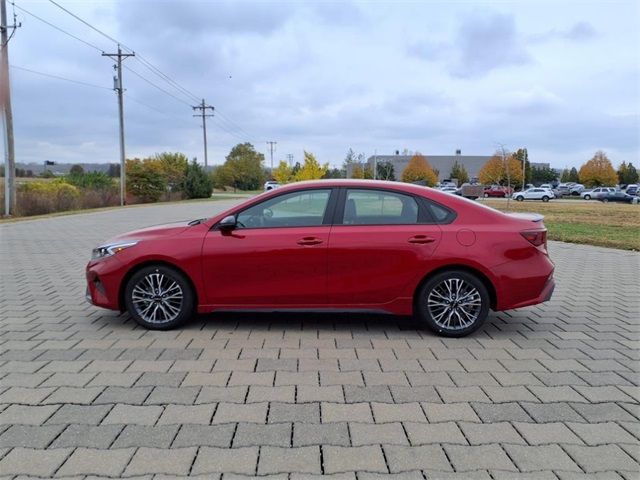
left=104, top=221, right=194, bottom=244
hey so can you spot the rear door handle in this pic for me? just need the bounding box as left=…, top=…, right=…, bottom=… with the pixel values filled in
left=408, top=235, right=436, bottom=244
left=297, top=237, right=323, bottom=246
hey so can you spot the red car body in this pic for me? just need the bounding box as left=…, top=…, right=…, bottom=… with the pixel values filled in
left=483, top=186, right=513, bottom=198
left=86, top=180, right=554, bottom=321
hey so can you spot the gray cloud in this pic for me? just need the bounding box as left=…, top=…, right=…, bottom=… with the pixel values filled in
left=529, top=21, right=598, bottom=43
left=408, top=12, right=532, bottom=78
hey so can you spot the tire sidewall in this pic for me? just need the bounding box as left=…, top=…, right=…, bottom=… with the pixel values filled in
left=124, top=265, right=195, bottom=330
left=417, top=270, right=490, bottom=337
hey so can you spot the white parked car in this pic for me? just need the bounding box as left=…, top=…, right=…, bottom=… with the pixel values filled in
left=513, top=188, right=555, bottom=202
left=439, top=186, right=458, bottom=194
left=581, top=187, right=616, bottom=200
left=264, top=181, right=280, bottom=191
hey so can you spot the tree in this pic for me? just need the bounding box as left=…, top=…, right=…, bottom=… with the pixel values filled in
left=222, top=143, right=266, bottom=190
left=513, top=148, right=531, bottom=186
left=153, top=152, right=188, bottom=191
left=363, top=165, right=374, bottom=179
left=617, top=161, right=639, bottom=185
left=351, top=164, right=364, bottom=179
left=530, top=165, right=558, bottom=184
left=69, top=164, right=84, bottom=176
left=578, top=151, right=618, bottom=187
left=294, top=151, right=328, bottom=181
left=560, top=169, right=571, bottom=182
left=376, top=161, right=395, bottom=181
left=322, top=167, right=343, bottom=179
left=568, top=167, right=579, bottom=183
left=401, top=153, right=437, bottom=186
left=273, top=160, right=292, bottom=184
left=107, top=163, right=120, bottom=178
left=478, top=153, right=524, bottom=187
left=126, top=158, right=166, bottom=202
left=183, top=160, right=213, bottom=198
left=450, top=160, right=469, bottom=184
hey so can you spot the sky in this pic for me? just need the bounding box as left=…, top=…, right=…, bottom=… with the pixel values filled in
left=5, top=0, right=640, bottom=170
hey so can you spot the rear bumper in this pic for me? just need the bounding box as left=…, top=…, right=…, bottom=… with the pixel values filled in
left=492, top=252, right=555, bottom=311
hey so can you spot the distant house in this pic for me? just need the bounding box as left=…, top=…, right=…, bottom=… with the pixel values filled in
left=348, top=152, right=493, bottom=182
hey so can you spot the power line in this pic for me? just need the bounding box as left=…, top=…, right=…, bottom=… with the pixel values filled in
left=46, top=0, right=200, bottom=106
left=12, top=2, right=103, bottom=52
left=124, top=65, right=191, bottom=107
left=10, top=64, right=111, bottom=90
left=47, top=0, right=120, bottom=46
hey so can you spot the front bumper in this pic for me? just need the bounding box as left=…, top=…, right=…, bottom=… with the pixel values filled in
left=85, top=257, right=126, bottom=311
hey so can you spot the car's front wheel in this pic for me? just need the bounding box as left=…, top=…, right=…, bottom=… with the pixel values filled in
left=584, top=194, right=591, bottom=200
left=515, top=195, right=524, bottom=201
left=124, top=265, right=195, bottom=330
left=416, top=270, right=490, bottom=337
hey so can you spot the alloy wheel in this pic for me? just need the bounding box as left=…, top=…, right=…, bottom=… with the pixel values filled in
left=131, top=272, right=184, bottom=324
left=426, top=278, right=482, bottom=331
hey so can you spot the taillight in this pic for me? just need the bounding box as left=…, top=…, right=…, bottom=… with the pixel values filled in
left=521, top=230, right=547, bottom=248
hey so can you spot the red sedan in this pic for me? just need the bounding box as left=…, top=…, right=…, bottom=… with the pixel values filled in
left=483, top=186, right=513, bottom=198
left=86, top=180, right=555, bottom=337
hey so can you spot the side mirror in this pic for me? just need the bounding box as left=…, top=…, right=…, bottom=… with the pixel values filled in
left=217, top=215, right=237, bottom=231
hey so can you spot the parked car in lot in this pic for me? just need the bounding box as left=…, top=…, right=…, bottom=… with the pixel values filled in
left=570, top=184, right=585, bottom=196
left=483, top=186, right=513, bottom=198
left=513, top=188, right=555, bottom=202
left=556, top=183, right=574, bottom=196
left=439, top=186, right=458, bottom=194
left=581, top=187, right=616, bottom=200
left=86, top=180, right=555, bottom=337
left=625, top=185, right=638, bottom=196
left=598, top=191, right=639, bottom=204
left=264, top=181, right=280, bottom=191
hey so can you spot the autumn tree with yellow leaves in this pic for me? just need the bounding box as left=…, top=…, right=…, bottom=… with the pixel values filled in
left=294, top=151, right=329, bottom=181
left=401, top=153, right=438, bottom=186
left=272, top=160, right=292, bottom=184
left=478, top=153, right=524, bottom=187
left=579, top=151, right=618, bottom=187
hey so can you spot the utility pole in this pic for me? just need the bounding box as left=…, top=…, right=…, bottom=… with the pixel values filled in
left=192, top=99, right=214, bottom=168
left=102, top=45, right=134, bottom=206
left=266, top=141, right=277, bottom=175
left=1, top=0, right=20, bottom=216
left=286, top=153, right=293, bottom=167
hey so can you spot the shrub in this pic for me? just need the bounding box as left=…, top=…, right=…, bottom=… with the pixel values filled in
left=125, top=158, right=167, bottom=202
left=66, top=171, right=116, bottom=190
left=17, top=181, right=80, bottom=216
left=183, top=160, right=213, bottom=198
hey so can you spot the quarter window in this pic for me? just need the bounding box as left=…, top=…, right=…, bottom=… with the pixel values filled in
left=341, top=189, right=419, bottom=225
left=236, top=189, right=331, bottom=229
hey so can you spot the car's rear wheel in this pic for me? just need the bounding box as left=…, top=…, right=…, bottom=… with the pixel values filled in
left=602, top=198, right=609, bottom=203
left=124, top=265, right=195, bottom=330
left=416, top=270, right=490, bottom=337
left=542, top=196, right=549, bottom=202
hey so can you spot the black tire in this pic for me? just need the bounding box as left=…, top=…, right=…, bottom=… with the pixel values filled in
left=483, top=193, right=489, bottom=198
left=602, top=198, right=609, bottom=203
left=584, top=195, right=591, bottom=200
left=516, top=196, right=524, bottom=202
left=542, top=196, right=549, bottom=202
left=124, top=264, right=195, bottom=330
left=416, top=270, right=490, bottom=337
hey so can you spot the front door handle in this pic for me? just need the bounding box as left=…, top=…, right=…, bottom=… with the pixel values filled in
left=408, top=235, right=436, bottom=244
left=297, top=237, right=323, bottom=246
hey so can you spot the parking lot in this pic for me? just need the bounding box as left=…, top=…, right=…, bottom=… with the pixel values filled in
left=0, top=199, right=638, bottom=478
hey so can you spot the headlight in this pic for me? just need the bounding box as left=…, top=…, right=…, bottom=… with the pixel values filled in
left=91, top=241, right=138, bottom=260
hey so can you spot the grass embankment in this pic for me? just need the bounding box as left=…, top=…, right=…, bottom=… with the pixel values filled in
left=483, top=200, right=640, bottom=251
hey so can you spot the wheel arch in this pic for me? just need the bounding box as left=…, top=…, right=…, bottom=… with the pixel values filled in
left=413, top=264, right=498, bottom=313
left=118, top=260, right=199, bottom=312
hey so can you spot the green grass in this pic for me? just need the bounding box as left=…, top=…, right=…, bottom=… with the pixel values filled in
left=484, top=200, right=640, bottom=251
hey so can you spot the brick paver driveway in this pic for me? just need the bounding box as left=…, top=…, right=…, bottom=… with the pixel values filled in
left=1, top=199, right=638, bottom=479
